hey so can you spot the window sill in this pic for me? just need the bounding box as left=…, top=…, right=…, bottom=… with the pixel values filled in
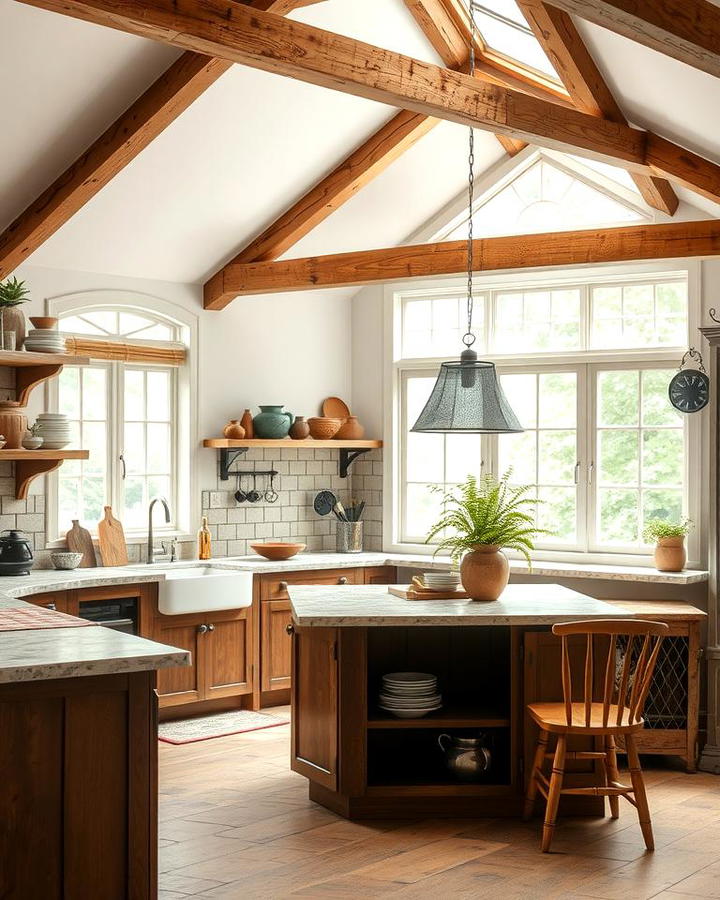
left=387, top=552, right=708, bottom=585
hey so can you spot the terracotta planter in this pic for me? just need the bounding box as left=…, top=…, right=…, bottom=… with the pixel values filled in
left=460, top=545, right=510, bottom=601
left=335, top=415, right=365, bottom=440
left=1, top=308, right=26, bottom=350
left=223, top=419, right=246, bottom=439
left=654, top=536, right=686, bottom=572
left=0, top=410, right=28, bottom=449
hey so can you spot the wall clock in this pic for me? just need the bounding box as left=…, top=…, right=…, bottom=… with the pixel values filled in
left=668, top=349, right=709, bottom=414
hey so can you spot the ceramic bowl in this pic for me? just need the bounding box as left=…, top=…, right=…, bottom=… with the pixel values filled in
left=307, top=417, right=342, bottom=440
left=29, top=317, right=58, bottom=330
left=50, top=551, right=84, bottom=570
left=249, top=542, right=306, bottom=561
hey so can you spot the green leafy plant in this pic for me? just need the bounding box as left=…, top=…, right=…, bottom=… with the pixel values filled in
left=425, top=471, right=546, bottom=567
left=642, top=518, right=692, bottom=543
left=0, top=277, right=29, bottom=308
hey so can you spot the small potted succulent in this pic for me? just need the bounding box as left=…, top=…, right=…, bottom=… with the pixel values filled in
left=0, top=276, right=30, bottom=350
left=22, top=421, right=44, bottom=450
left=643, top=518, right=692, bottom=572
left=426, top=471, right=544, bottom=601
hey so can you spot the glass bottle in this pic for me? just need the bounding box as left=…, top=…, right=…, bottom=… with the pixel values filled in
left=198, top=516, right=212, bottom=560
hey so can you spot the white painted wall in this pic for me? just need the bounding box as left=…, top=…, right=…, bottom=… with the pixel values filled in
left=14, top=264, right=353, bottom=497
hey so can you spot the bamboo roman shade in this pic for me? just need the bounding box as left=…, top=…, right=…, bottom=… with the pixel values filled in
left=64, top=336, right=187, bottom=366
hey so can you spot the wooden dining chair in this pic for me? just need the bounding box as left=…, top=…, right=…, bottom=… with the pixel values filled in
left=523, top=618, right=668, bottom=853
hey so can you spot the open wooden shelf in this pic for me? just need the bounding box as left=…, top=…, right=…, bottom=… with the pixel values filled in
left=367, top=708, right=511, bottom=729
left=0, top=449, right=89, bottom=500
left=203, top=438, right=382, bottom=449
left=0, top=350, right=91, bottom=407
left=203, top=437, right=382, bottom=479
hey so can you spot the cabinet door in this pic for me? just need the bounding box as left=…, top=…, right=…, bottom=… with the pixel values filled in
left=152, top=614, right=204, bottom=707
left=363, top=566, right=397, bottom=585
left=24, top=591, right=72, bottom=614
left=260, top=568, right=362, bottom=602
left=261, top=599, right=292, bottom=692
left=291, top=625, right=338, bottom=790
left=204, top=608, right=253, bottom=700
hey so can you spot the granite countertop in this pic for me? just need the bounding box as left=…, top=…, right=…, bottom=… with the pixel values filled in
left=288, top=583, right=635, bottom=627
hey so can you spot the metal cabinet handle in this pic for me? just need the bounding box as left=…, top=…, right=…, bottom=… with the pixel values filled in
left=197, top=624, right=208, bottom=634
left=46, top=602, right=56, bottom=611
left=588, top=461, right=595, bottom=485
left=338, top=576, right=348, bottom=585
left=279, top=581, right=288, bottom=591
left=207, top=623, right=215, bottom=632
left=574, top=461, right=581, bottom=484
left=286, top=623, right=295, bottom=636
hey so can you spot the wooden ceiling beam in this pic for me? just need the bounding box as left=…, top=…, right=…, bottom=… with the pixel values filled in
left=0, top=0, right=317, bottom=278
left=403, top=0, right=528, bottom=156
left=544, top=0, right=720, bottom=79
left=204, top=109, right=438, bottom=309
left=215, top=220, right=720, bottom=297
left=517, top=0, right=678, bottom=215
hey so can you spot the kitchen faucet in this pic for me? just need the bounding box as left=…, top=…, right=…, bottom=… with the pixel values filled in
left=147, top=497, right=172, bottom=564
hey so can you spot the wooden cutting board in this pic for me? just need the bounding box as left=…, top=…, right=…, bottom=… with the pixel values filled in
left=388, top=585, right=469, bottom=601
left=97, top=506, right=129, bottom=566
left=65, top=519, right=97, bottom=567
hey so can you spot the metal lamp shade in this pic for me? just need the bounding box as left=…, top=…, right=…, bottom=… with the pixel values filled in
left=411, top=359, right=524, bottom=434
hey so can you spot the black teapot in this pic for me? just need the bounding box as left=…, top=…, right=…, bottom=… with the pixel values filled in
left=0, top=530, right=34, bottom=576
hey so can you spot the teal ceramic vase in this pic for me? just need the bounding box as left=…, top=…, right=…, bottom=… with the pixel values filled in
left=253, top=405, right=293, bottom=439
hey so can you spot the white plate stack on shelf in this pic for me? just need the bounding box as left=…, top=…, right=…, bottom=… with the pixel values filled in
left=422, top=571, right=461, bottom=591
left=378, top=672, right=442, bottom=718
left=24, top=329, right=66, bottom=354
left=34, top=414, right=71, bottom=449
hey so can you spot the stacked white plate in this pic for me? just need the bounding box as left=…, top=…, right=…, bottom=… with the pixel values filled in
left=24, top=329, right=66, bottom=353
left=378, top=672, right=442, bottom=718
left=422, top=571, right=461, bottom=590
left=34, top=413, right=71, bottom=449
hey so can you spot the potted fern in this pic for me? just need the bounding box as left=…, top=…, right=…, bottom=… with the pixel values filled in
left=643, top=518, right=692, bottom=572
left=0, top=277, right=30, bottom=350
left=426, top=471, right=543, bottom=601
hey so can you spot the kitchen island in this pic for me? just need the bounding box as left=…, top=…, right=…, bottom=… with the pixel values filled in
left=0, top=596, right=189, bottom=900
left=287, top=583, right=702, bottom=820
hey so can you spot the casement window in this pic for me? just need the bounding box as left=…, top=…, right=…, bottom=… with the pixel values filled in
left=47, top=299, right=195, bottom=541
left=393, top=267, right=698, bottom=563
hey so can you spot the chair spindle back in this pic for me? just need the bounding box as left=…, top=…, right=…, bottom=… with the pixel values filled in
left=553, top=619, right=668, bottom=728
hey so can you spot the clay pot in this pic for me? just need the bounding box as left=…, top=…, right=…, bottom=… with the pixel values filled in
left=223, top=419, right=246, bottom=440
left=335, top=415, right=365, bottom=440
left=29, top=317, right=58, bottom=330
left=307, top=417, right=342, bottom=440
left=0, top=410, right=28, bottom=449
left=654, top=537, right=686, bottom=572
left=460, top=545, right=510, bottom=601
left=289, top=416, right=310, bottom=440
left=240, top=408, right=254, bottom=439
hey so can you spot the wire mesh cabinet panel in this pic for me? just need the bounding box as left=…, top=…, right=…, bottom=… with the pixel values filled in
left=609, top=604, right=703, bottom=773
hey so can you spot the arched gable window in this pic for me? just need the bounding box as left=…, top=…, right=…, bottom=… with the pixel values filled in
left=47, top=292, right=196, bottom=541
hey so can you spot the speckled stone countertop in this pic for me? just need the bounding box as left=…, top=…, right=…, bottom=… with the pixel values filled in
left=288, top=583, right=635, bottom=627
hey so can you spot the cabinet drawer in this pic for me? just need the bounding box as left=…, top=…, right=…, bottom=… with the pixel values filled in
left=260, top=568, right=362, bottom=601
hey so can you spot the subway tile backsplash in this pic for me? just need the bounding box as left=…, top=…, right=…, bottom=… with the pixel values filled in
left=199, top=447, right=383, bottom=556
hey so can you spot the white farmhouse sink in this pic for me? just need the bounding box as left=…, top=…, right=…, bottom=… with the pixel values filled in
left=152, top=567, right=253, bottom=616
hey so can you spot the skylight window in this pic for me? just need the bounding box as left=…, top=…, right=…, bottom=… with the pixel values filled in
left=470, top=1, right=559, bottom=80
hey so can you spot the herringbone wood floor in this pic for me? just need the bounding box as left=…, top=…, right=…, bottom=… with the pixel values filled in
left=159, top=712, right=720, bottom=899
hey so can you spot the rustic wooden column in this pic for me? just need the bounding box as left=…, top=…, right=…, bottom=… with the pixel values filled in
left=699, top=325, right=720, bottom=773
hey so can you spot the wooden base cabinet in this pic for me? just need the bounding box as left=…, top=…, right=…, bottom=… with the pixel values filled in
left=0, top=671, right=157, bottom=899
left=152, top=606, right=253, bottom=708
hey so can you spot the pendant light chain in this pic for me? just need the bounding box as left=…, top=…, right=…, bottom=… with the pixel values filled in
left=463, top=3, right=477, bottom=349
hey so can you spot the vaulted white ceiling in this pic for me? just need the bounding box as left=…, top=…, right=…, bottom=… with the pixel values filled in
left=1, top=0, right=719, bottom=285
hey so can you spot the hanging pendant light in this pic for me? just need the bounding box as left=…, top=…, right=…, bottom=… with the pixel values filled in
left=411, top=7, right=523, bottom=436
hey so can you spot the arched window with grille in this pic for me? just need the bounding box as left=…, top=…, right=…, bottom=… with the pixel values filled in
left=46, top=292, right=196, bottom=541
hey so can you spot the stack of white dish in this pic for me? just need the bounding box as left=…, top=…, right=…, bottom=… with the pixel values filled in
left=378, top=672, right=442, bottom=718
left=422, top=571, right=461, bottom=591
left=34, top=413, right=71, bottom=449
left=24, top=329, right=66, bottom=353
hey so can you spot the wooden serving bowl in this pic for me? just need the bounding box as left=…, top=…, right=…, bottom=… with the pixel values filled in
left=29, top=317, right=58, bottom=330
left=250, top=542, right=306, bottom=561
left=307, top=417, right=342, bottom=439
